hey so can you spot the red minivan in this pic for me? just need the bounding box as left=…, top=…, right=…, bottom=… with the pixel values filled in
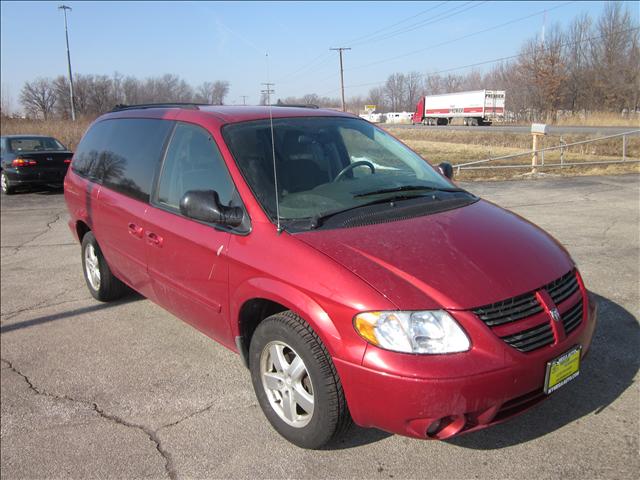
left=64, top=104, right=596, bottom=448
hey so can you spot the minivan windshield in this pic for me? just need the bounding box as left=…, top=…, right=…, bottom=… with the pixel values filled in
left=223, top=117, right=464, bottom=224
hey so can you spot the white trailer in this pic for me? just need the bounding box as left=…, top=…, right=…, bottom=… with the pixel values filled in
left=412, top=90, right=505, bottom=126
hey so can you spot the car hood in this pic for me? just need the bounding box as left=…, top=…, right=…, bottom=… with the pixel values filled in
left=295, top=199, right=573, bottom=310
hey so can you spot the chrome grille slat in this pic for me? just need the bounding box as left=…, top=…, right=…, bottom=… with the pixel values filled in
left=473, top=270, right=583, bottom=353
left=474, top=294, right=541, bottom=326
left=548, top=277, right=579, bottom=305
left=501, top=323, right=554, bottom=352
left=562, top=300, right=583, bottom=334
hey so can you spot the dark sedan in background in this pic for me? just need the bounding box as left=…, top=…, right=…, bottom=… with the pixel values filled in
left=1, top=135, right=73, bottom=194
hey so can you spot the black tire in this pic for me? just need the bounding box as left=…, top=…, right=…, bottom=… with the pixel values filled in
left=1, top=172, right=15, bottom=195
left=249, top=311, right=352, bottom=449
left=81, top=232, right=128, bottom=302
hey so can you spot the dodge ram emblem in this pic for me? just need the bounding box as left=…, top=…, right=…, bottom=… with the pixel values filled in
left=550, top=308, right=561, bottom=322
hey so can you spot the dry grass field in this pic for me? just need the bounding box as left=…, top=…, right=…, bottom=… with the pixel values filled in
left=387, top=127, right=640, bottom=180
left=0, top=117, right=91, bottom=151
left=2, top=116, right=638, bottom=181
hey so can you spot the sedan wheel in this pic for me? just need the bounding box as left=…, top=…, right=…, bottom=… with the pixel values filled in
left=1, top=172, right=15, bottom=195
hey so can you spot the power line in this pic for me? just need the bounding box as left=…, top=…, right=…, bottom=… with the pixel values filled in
left=330, top=47, right=351, bottom=111
left=276, top=2, right=449, bottom=85
left=350, top=1, right=485, bottom=47
left=320, top=26, right=640, bottom=96
left=346, top=1, right=575, bottom=72
left=342, top=1, right=450, bottom=46
left=276, top=53, right=333, bottom=85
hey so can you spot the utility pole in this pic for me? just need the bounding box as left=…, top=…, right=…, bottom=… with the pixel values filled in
left=59, top=5, right=76, bottom=121
left=330, top=47, right=351, bottom=112
left=261, top=83, right=275, bottom=105
left=240, top=95, right=249, bottom=105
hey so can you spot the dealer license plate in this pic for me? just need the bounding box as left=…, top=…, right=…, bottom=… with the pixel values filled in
left=544, top=345, right=581, bottom=394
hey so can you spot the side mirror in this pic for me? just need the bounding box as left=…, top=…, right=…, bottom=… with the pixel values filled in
left=179, top=190, right=244, bottom=227
left=438, top=162, right=454, bottom=180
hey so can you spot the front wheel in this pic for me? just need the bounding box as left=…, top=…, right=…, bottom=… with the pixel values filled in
left=249, top=311, right=352, bottom=449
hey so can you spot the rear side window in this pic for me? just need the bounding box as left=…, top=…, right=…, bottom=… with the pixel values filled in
left=156, top=122, right=235, bottom=210
left=72, top=118, right=173, bottom=202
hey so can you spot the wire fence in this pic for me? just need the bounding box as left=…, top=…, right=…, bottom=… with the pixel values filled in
left=453, top=130, right=640, bottom=174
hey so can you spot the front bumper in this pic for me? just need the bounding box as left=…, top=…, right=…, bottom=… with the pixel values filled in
left=335, top=294, right=597, bottom=440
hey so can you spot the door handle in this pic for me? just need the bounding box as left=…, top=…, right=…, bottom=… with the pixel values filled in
left=128, top=222, right=144, bottom=239
left=146, top=231, right=163, bottom=247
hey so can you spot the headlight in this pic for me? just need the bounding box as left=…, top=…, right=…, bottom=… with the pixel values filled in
left=353, top=310, right=470, bottom=354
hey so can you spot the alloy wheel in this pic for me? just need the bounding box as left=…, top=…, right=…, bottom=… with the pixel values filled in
left=84, top=243, right=101, bottom=291
left=260, top=340, right=314, bottom=428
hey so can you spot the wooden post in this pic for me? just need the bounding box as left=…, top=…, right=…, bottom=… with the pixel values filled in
left=530, top=124, right=547, bottom=175
left=531, top=133, right=540, bottom=174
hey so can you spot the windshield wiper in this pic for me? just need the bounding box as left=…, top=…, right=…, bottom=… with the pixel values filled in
left=308, top=195, right=422, bottom=229
left=354, top=185, right=464, bottom=197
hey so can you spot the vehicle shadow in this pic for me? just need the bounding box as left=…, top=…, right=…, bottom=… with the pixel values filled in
left=448, top=293, right=638, bottom=450
left=0, top=292, right=144, bottom=334
left=323, top=425, right=392, bottom=450
left=32, top=185, right=65, bottom=195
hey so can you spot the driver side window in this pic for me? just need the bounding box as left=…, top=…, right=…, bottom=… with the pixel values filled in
left=156, top=123, right=235, bottom=211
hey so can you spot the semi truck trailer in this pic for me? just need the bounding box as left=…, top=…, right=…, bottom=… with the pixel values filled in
left=412, top=90, right=506, bottom=126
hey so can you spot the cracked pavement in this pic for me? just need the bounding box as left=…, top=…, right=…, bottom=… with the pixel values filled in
left=1, top=176, right=638, bottom=479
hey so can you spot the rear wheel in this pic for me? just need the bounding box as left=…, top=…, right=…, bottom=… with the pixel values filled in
left=81, top=232, right=128, bottom=302
left=249, top=311, right=352, bottom=449
left=1, top=172, right=15, bottom=195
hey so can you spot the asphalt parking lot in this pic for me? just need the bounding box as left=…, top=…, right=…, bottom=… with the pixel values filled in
left=1, top=175, right=638, bottom=479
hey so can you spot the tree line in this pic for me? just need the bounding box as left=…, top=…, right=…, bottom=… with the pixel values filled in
left=18, top=73, right=230, bottom=120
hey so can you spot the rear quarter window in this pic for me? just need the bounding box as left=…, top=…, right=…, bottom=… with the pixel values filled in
left=72, top=118, right=174, bottom=202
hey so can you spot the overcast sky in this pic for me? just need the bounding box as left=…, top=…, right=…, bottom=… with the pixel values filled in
left=1, top=1, right=636, bottom=108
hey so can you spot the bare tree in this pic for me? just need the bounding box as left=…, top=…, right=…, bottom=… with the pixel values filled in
left=20, top=78, right=57, bottom=119
left=122, top=76, right=142, bottom=105
left=590, top=1, right=639, bottom=111
left=196, top=81, right=215, bottom=103
left=516, top=25, right=567, bottom=121
left=404, top=71, right=423, bottom=111
left=424, top=73, right=444, bottom=95
left=564, top=13, right=593, bottom=112
left=1, top=84, right=13, bottom=117
left=53, top=75, right=72, bottom=119
left=211, top=80, right=230, bottom=105
left=384, top=73, right=406, bottom=111
left=87, top=75, right=115, bottom=114
left=365, top=86, right=387, bottom=112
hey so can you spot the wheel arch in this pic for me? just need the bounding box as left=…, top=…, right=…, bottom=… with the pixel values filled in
left=75, top=220, right=91, bottom=242
left=232, top=278, right=343, bottom=368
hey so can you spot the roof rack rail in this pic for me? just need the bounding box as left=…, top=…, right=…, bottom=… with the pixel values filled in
left=272, top=104, right=320, bottom=109
left=110, top=103, right=209, bottom=112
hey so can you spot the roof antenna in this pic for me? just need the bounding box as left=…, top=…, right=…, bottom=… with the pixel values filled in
left=262, top=53, right=282, bottom=233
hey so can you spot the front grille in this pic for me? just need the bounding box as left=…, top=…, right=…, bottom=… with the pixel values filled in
left=473, top=292, right=541, bottom=327
left=501, top=322, right=554, bottom=352
left=562, top=299, right=583, bottom=334
left=473, top=269, right=583, bottom=353
left=546, top=270, right=579, bottom=305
